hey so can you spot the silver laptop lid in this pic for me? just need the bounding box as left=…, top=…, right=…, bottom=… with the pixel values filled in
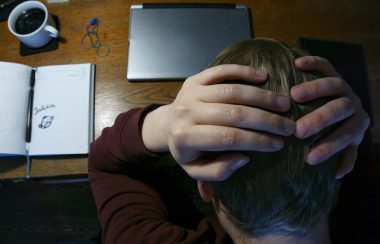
left=127, top=4, right=252, bottom=81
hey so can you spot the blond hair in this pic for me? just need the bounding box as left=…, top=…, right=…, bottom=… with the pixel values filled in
left=210, top=38, right=340, bottom=237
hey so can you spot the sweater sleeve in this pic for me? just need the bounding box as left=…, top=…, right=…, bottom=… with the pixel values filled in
left=88, top=106, right=230, bottom=244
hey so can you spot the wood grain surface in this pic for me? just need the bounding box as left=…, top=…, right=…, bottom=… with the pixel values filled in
left=0, top=0, right=379, bottom=178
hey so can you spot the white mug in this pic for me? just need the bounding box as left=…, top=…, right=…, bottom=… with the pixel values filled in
left=8, top=1, right=59, bottom=48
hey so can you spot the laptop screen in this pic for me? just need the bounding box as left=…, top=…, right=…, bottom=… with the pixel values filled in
left=127, top=4, right=252, bottom=81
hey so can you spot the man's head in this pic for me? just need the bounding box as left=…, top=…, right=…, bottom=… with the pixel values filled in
left=198, top=38, right=340, bottom=241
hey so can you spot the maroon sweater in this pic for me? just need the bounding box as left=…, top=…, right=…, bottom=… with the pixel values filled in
left=89, top=106, right=380, bottom=244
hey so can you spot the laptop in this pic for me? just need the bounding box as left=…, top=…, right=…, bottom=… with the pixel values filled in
left=127, top=4, right=252, bottom=81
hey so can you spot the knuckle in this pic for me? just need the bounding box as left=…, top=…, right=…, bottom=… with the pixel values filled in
left=266, top=112, right=283, bottom=131
left=333, top=77, right=344, bottom=89
left=312, top=113, right=326, bottom=130
left=326, top=104, right=339, bottom=119
left=184, top=76, right=198, bottom=87
left=258, top=114, right=290, bottom=139
left=224, top=106, right=245, bottom=123
left=213, top=65, right=226, bottom=75
left=184, top=76, right=194, bottom=84
left=255, top=134, right=273, bottom=150
left=221, top=130, right=239, bottom=148
left=268, top=113, right=279, bottom=128
left=222, top=84, right=241, bottom=100
left=264, top=90, right=279, bottom=107
left=174, top=104, right=190, bottom=117
left=301, top=82, right=313, bottom=98
left=339, top=97, right=354, bottom=113
left=230, top=64, right=242, bottom=72
left=242, top=66, right=255, bottom=76
left=170, top=128, right=188, bottom=148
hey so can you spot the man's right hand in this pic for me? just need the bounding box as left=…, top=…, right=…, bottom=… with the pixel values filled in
left=142, top=64, right=294, bottom=181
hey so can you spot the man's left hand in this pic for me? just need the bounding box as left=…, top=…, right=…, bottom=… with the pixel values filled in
left=292, top=56, right=370, bottom=179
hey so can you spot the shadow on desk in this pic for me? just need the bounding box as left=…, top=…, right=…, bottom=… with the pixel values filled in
left=0, top=156, right=25, bottom=174
left=0, top=177, right=101, bottom=244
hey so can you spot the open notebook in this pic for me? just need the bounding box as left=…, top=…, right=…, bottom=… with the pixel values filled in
left=0, top=62, right=95, bottom=156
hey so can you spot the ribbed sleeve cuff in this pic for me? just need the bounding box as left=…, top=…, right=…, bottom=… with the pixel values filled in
left=119, top=104, right=164, bottom=165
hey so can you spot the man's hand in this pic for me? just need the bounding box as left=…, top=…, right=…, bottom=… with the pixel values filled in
left=142, top=64, right=294, bottom=181
left=292, top=56, right=370, bottom=179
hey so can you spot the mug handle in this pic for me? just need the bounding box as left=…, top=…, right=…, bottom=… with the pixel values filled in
left=45, top=25, right=59, bottom=38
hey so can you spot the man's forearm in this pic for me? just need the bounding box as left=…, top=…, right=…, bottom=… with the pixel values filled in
left=88, top=105, right=161, bottom=174
left=142, top=104, right=171, bottom=153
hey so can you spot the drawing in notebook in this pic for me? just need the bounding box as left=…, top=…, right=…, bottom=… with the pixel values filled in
left=38, top=115, right=54, bottom=129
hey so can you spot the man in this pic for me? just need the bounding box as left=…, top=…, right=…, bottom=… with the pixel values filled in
left=89, top=39, right=374, bottom=243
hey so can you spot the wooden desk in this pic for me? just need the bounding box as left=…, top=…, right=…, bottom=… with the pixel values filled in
left=1, top=0, right=379, bottom=179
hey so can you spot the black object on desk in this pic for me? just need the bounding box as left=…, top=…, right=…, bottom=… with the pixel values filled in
left=20, top=37, right=59, bottom=56
left=299, top=37, right=373, bottom=124
left=1, top=0, right=60, bottom=56
left=19, top=15, right=60, bottom=56
left=0, top=0, right=25, bottom=21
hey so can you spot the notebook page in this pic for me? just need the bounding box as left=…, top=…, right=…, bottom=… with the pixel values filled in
left=29, top=64, right=92, bottom=155
left=0, top=62, right=31, bottom=155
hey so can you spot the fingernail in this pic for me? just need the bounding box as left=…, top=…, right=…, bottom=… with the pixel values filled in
left=307, top=152, right=320, bottom=165
left=272, top=139, right=283, bottom=149
left=230, top=158, right=248, bottom=170
left=255, top=69, right=267, bottom=78
left=277, top=96, right=290, bottom=110
left=292, top=86, right=307, bottom=101
left=296, top=121, right=309, bottom=138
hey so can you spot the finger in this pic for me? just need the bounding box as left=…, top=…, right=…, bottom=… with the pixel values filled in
left=306, top=112, right=367, bottom=165
left=335, top=145, right=358, bottom=179
left=172, top=125, right=284, bottom=153
left=291, top=77, right=352, bottom=102
left=191, top=64, right=267, bottom=86
left=295, top=97, right=355, bottom=138
left=295, top=56, right=341, bottom=78
left=183, top=153, right=249, bottom=181
left=193, top=103, right=295, bottom=136
left=199, top=83, right=291, bottom=112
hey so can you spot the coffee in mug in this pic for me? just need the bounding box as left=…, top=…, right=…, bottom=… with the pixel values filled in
left=15, top=8, right=46, bottom=35
left=8, top=1, right=59, bottom=48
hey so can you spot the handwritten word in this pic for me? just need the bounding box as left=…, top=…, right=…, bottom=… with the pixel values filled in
left=34, top=104, right=56, bottom=115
